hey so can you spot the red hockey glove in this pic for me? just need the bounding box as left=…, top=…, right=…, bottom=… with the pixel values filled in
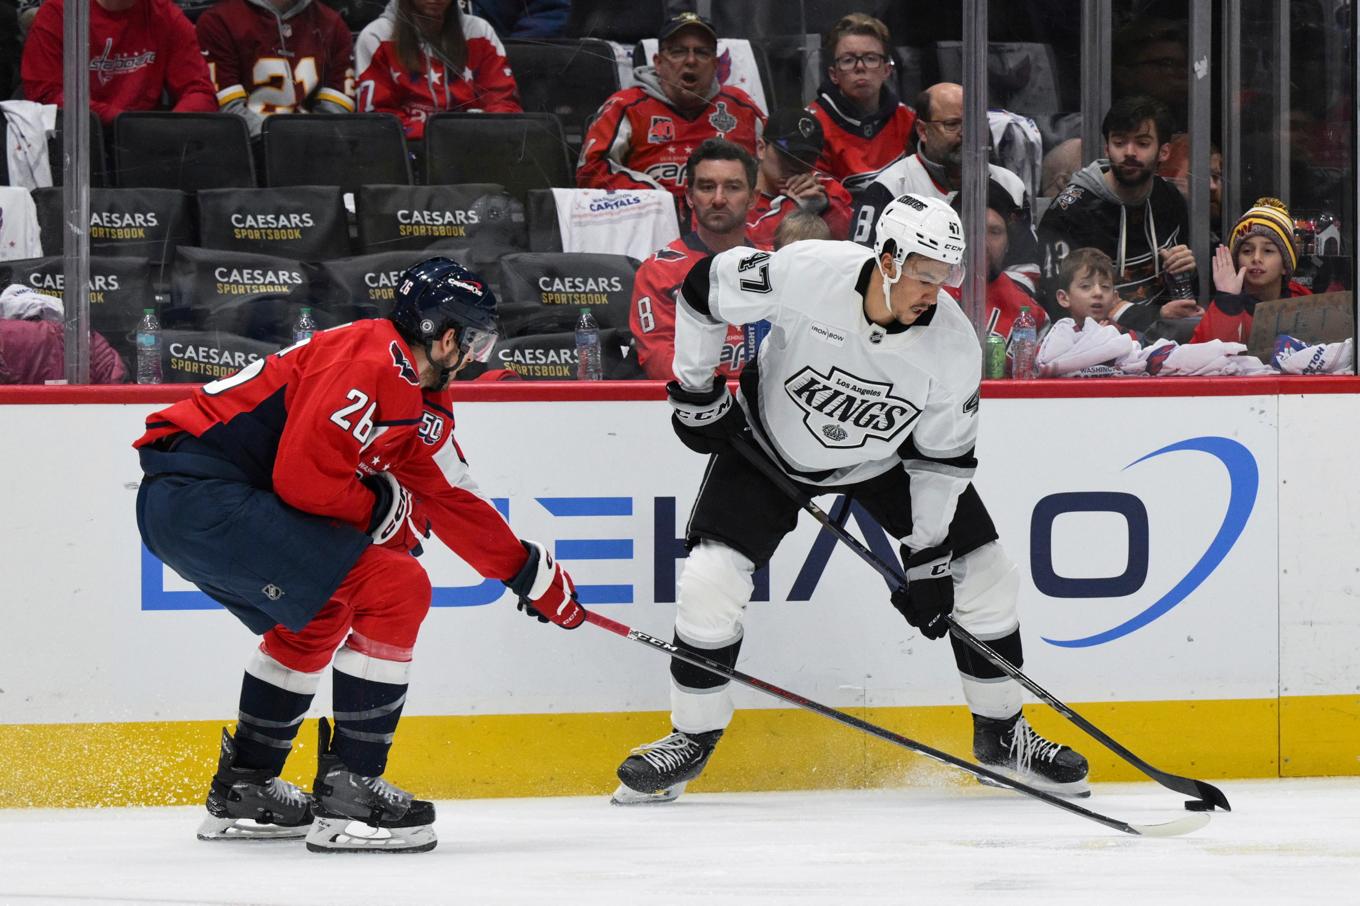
left=667, top=377, right=748, bottom=455
left=891, top=545, right=954, bottom=640
left=505, top=541, right=584, bottom=629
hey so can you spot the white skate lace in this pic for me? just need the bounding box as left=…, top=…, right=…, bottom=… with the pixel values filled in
left=361, top=775, right=413, bottom=808
left=630, top=732, right=702, bottom=772
left=1007, top=719, right=1066, bottom=772
left=264, top=777, right=309, bottom=809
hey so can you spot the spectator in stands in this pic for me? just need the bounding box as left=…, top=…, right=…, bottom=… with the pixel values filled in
left=1159, top=135, right=1224, bottom=242
left=630, top=139, right=755, bottom=381
left=849, top=82, right=1031, bottom=251
left=355, top=0, right=521, bottom=141
left=576, top=13, right=765, bottom=219
left=805, top=13, right=915, bottom=196
left=1111, top=18, right=1187, bottom=133
left=948, top=179, right=1046, bottom=343
left=467, top=0, right=567, bottom=40
left=1053, top=247, right=1118, bottom=330
left=195, top=0, right=355, bottom=139
left=773, top=209, right=831, bottom=250
left=1192, top=197, right=1311, bottom=345
left=746, top=109, right=852, bottom=248
left=21, top=0, right=217, bottom=126
left=1037, top=95, right=1197, bottom=332
left=0, top=286, right=126, bottom=384
left=1041, top=137, right=1082, bottom=198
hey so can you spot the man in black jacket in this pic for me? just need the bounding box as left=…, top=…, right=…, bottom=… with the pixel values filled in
left=1037, top=96, right=1200, bottom=334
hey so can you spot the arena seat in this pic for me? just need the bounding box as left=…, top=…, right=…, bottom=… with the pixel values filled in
left=32, top=186, right=192, bottom=270
left=472, top=328, right=628, bottom=381
left=45, top=109, right=107, bottom=188
left=423, top=113, right=572, bottom=202
left=497, top=251, right=638, bottom=338
left=525, top=187, right=679, bottom=258
left=933, top=42, right=1063, bottom=119
left=169, top=246, right=311, bottom=345
left=262, top=113, right=412, bottom=194
left=197, top=186, right=350, bottom=261
left=356, top=183, right=526, bottom=255
left=565, top=0, right=667, bottom=43
left=504, top=39, right=621, bottom=152
left=111, top=113, right=254, bottom=191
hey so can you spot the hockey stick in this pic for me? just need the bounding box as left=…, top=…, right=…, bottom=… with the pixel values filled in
left=729, top=435, right=1231, bottom=812
left=584, top=609, right=1207, bottom=837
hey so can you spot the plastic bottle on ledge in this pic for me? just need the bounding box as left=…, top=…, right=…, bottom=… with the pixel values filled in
left=293, top=306, right=317, bottom=344
left=135, top=307, right=162, bottom=385
left=1010, top=305, right=1037, bottom=380
left=575, top=307, right=603, bottom=381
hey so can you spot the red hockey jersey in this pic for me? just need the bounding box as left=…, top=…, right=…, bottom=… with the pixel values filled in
left=631, top=233, right=749, bottom=380
left=356, top=13, right=521, bottom=140
left=945, top=272, right=1047, bottom=342
left=577, top=70, right=765, bottom=209
left=133, top=319, right=527, bottom=582
left=195, top=0, right=355, bottom=119
left=1190, top=281, right=1311, bottom=345
left=745, top=175, right=854, bottom=248
left=21, top=0, right=217, bottom=126
left=807, top=82, right=915, bottom=195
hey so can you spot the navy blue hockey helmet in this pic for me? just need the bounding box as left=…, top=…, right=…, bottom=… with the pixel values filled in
left=390, top=257, right=499, bottom=362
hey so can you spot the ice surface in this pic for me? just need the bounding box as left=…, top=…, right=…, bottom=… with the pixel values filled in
left=2, top=778, right=1356, bottom=905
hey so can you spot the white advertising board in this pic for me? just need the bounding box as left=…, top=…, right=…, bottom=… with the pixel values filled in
left=0, top=392, right=1293, bottom=726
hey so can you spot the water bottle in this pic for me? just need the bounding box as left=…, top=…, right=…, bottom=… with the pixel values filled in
left=1010, top=306, right=1037, bottom=380
left=293, top=306, right=317, bottom=344
left=575, top=307, right=603, bottom=381
left=135, top=307, right=162, bottom=385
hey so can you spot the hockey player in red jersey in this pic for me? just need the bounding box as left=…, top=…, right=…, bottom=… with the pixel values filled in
left=21, top=0, right=217, bottom=126
left=134, top=257, right=582, bottom=853
left=576, top=13, right=764, bottom=216
left=195, top=0, right=356, bottom=138
left=631, top=139, right=758, bottom=380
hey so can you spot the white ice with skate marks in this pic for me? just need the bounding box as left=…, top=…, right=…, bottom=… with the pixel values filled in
left=2, top=777, right=1357, bottom=904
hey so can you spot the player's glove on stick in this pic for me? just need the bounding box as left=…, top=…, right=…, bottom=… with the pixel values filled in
left=667, top=377, right=748, bottom=455
left=891, top=545, right=954, bottom=640
left=362, top=471, right=420, bottom=553
left=505, top=540, right=584, bottom=629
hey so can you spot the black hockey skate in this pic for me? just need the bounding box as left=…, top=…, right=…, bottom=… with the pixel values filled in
left=973, top=712, right=1090, bottom=798
left=611, top=728, right=723, bottom=805
left=305, top=718, right=437, bottom=854
left=196, top=727, right=314, bottom=841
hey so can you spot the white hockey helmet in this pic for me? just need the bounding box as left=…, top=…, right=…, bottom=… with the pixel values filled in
left=873, top=193, right=966, bottom=288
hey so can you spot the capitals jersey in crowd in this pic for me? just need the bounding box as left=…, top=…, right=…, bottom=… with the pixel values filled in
left=356, top=9, right=520, bottom=140
left=21, top=0, right=217, bottom=126
left=806, top=82, right=916, bottom=195
left=676, top=240, right=981, bottom=549
left=631, top=233, right=750, bottom=380
left=196, top=0, right=355, bottom=125
left=577, top=69, right=764, bottom=208
left=133, top=319, right=527, bottom=582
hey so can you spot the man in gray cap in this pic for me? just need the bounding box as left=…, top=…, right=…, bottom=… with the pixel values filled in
left=746, top=108, right=853, bottom=247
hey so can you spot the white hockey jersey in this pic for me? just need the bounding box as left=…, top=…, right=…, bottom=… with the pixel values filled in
left=675, top=239, right=982, bottom=550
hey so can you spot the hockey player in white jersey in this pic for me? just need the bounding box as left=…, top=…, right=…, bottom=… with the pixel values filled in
left=612, top=193, right=1089, bottom=804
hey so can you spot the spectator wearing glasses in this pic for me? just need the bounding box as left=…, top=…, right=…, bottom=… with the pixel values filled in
left=805, top=13, right=916, bottom=196
left=851, top=82, right=1038, bottom=295
left=576, top=13, right=765, bottom=217
left=355, top=0, right=522, bottom=141
left=21, top=0, right=217, bottom=126
left=746, top=109, right=853, bottom=248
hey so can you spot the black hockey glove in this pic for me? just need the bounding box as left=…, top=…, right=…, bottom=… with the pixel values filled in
left=891, top=545, right=954, bottom=640
left=667, top=377, right=747, bottom=455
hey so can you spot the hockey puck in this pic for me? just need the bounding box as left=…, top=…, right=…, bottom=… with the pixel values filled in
left=1184, top=800, right=1213, bottom=811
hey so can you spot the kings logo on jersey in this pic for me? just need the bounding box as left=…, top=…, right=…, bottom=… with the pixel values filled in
left=784, top=366, right=921, bottom=449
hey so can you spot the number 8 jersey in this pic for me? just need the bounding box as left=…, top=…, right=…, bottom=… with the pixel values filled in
left=134, top=319, right=527, bottom=582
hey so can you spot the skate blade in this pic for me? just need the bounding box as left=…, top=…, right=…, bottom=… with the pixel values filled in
left=977, top=769, right=1091, bottom=799
left=609, top=780, right=688, bottom=806
left=304, top=816, right=437, bottom=854
left=196, top=815, right=309, bottom=841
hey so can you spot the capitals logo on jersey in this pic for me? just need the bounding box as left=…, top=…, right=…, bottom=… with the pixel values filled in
left=647, top=116, right=675, bottom=144
left=784, top=365, right=921, bottom=449
left=390, top=341, right=420, bottom=386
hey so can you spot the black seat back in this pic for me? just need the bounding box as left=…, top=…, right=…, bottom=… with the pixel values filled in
left=356, top=183, right=526, bottom=255
left=498, top=251, right=639, bottom=336
left=423, top=113, right=571, bottom=203
left=565, top=0, right=666, bottom=42
left=112, top=113, right=254, bottom=191
left=262, top=113, right=411, bottom=194
left=197, top=186, right=350, bottom=260
left=476, top=328, right=627, bottom=380
left=32, top=187, right=191, bottom=269
left=503, top=40, right=621, bottom=151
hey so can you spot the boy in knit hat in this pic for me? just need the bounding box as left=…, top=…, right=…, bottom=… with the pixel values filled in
left=1192, top=197, right=1311, bottom=344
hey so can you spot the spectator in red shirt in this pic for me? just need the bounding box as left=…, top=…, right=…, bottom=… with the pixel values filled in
left=1192, top=197, right=1311, bottom=345
left=630, top=138, right=756, bottom=380
left=746, top=109, right=852, bottom=247
left=577, top=12, right=764, bottom=215
left=195, top=0, right=356, bottom=138
left=21, top=0, right=217, bottom=127
left=356, top=0, right=521, bottom=141
left=806, top=13, right=916, bottom=196
left=947, top=179, right=1046, bottom=343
